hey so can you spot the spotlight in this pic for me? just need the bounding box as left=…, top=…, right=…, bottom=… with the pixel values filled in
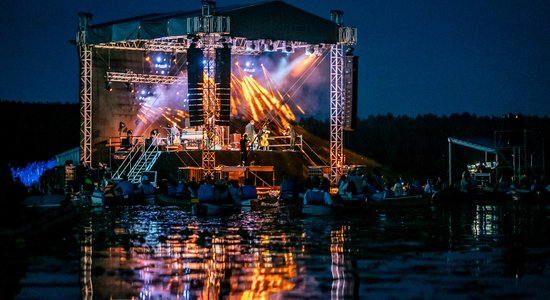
left=171, top=54, right=177, bottom=63
left=284, top=42, right=293, bottom=53
left=104, top=81, right=112, bottom=92
left=126, top=82, right=134, bottom=93
left=306, top=46, right=315, bottom=55
left=346, top=47, right=354, bottom=55
left=246, top=41, right=256, bottom=52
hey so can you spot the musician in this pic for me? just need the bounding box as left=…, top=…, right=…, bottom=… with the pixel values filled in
left=150, top=129, right=160, bottom=146
left=244, top=120, right=256, bottom=146
left=259, top=124, right=270, bottom=150
left=286, top=125, right=296, bottom=150
left=170, top=123, right=180, bottom=145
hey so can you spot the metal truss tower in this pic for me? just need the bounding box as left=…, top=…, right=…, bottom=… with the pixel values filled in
left=77, top=13, right=93, bottom=167
left=329, top=9, right=357, bottom=184
left=201, top=36, right=218, bottom=179
left=330, top=44, right=344, bottom=184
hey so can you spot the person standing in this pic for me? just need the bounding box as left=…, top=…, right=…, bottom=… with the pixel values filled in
left=244, top=120, right=256, bottom=147
left=170, top=123, right=180, bottom=145
left=287, top=125, right=296, bottom=150
left=240, top=134, right=248, bottom=166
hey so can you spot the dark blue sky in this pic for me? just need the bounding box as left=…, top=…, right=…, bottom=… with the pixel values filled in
left=1, top=0, right=548, bottom=117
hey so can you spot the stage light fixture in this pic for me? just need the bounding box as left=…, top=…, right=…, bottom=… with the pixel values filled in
left=104, top=81, right=112, bottom=92
left=306, top=46, right=315, bottom=55
left=126, top=82, right=135, bottom=93
left=284, top=41, right=293, bottom=53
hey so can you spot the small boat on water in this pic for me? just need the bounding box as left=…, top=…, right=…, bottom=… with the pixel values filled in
left=432, top=187, right=515, bottom=204
left=367, top=194, right=431, bottom=207
left=301, top=204, right=333, bottom=216
left=155, top=193, right=196, bottom=207
left=192, top=202, right=241, bottom=216
left=363, top=190, right=430, bottom=207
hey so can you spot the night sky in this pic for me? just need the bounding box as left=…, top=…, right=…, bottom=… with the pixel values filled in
left=1, top=0, right=549, bottom=118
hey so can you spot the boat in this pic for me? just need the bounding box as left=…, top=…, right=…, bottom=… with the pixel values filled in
left=431, top=187, right=514, bottom=204
left=155, top=193, right=196, bottom=207
left=301, top=204, right=333, bottom=216
left=366, top=191, right=431, bottom=207
left=192, top=202, right=241, bottom=216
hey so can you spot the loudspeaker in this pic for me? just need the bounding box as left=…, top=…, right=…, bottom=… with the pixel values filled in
left=215, top=47, right=231, bottom=126
left=343, top=55, right=358, bottom=130
left=187, top=47, right=204, bottom=126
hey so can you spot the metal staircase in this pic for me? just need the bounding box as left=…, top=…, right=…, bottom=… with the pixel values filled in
left=113, top=142, right=162, bottom=183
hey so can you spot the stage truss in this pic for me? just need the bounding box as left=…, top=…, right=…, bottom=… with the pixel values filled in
left=77, top=3, right=357, bottom=183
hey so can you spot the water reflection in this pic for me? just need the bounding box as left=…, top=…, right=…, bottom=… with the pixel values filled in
left=472, top=205, right=499, bottom=238
left=71, top=203, right=550, bottom=299
left=84, top=207, right=301, bottom=299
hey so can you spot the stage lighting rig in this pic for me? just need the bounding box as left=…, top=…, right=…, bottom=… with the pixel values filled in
left=125, top=82, right=135, bottom=93
left=104, top=81, right=112, bottom=92
left=284, top=41, right=294, bottom=53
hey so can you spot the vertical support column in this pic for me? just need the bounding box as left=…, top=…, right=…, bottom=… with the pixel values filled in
left=202, top=36, right=217, bottom=179
left=448, top=139, right=452, bottom=186
left=79, top=45, right=92, bottom=167
left=330, top=45, right=344, bottom=184
left=77, top=13, right=93, bottom=167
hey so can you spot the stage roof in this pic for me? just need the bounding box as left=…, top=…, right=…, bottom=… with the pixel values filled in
left=84, top=1, right=340, bottom=45
left=448, top=137, right=496, bottom=153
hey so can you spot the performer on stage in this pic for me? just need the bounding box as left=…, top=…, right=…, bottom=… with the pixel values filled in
left=170, top=123, right=180, bottom=145
left=286, top=124, right=296, bottom=150
left=150, top=129, right=160, bottom=146
left=244, top=120, right=256, bottom=148
left=259, top=124, right=270, bottom=150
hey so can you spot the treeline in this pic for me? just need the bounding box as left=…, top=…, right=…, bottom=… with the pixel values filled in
left=0, top=100, right=79, bottom=167
left=300, top=113, right=550, bottom=181
left=2, top=99, right=549, bottom=182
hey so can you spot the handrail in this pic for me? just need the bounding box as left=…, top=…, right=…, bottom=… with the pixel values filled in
left=300, top=138, right=329, bottom=166
left=112, top=136, right=144, bottom=179
left=126, top=140, right=162, bottom=182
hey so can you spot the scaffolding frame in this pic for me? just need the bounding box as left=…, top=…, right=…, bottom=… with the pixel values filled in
left=494, top=129, right=545, bottom=182
left=201, top=35, right=218, bottom=179
left=77, top=14, right=93, bottom=167
left=330, top=44, right=344, bottom=184
left=76, top=4, right=357, bottom=178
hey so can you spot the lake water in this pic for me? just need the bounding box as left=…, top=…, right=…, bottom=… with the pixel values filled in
left=10, top=201, right=550, bottom=299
